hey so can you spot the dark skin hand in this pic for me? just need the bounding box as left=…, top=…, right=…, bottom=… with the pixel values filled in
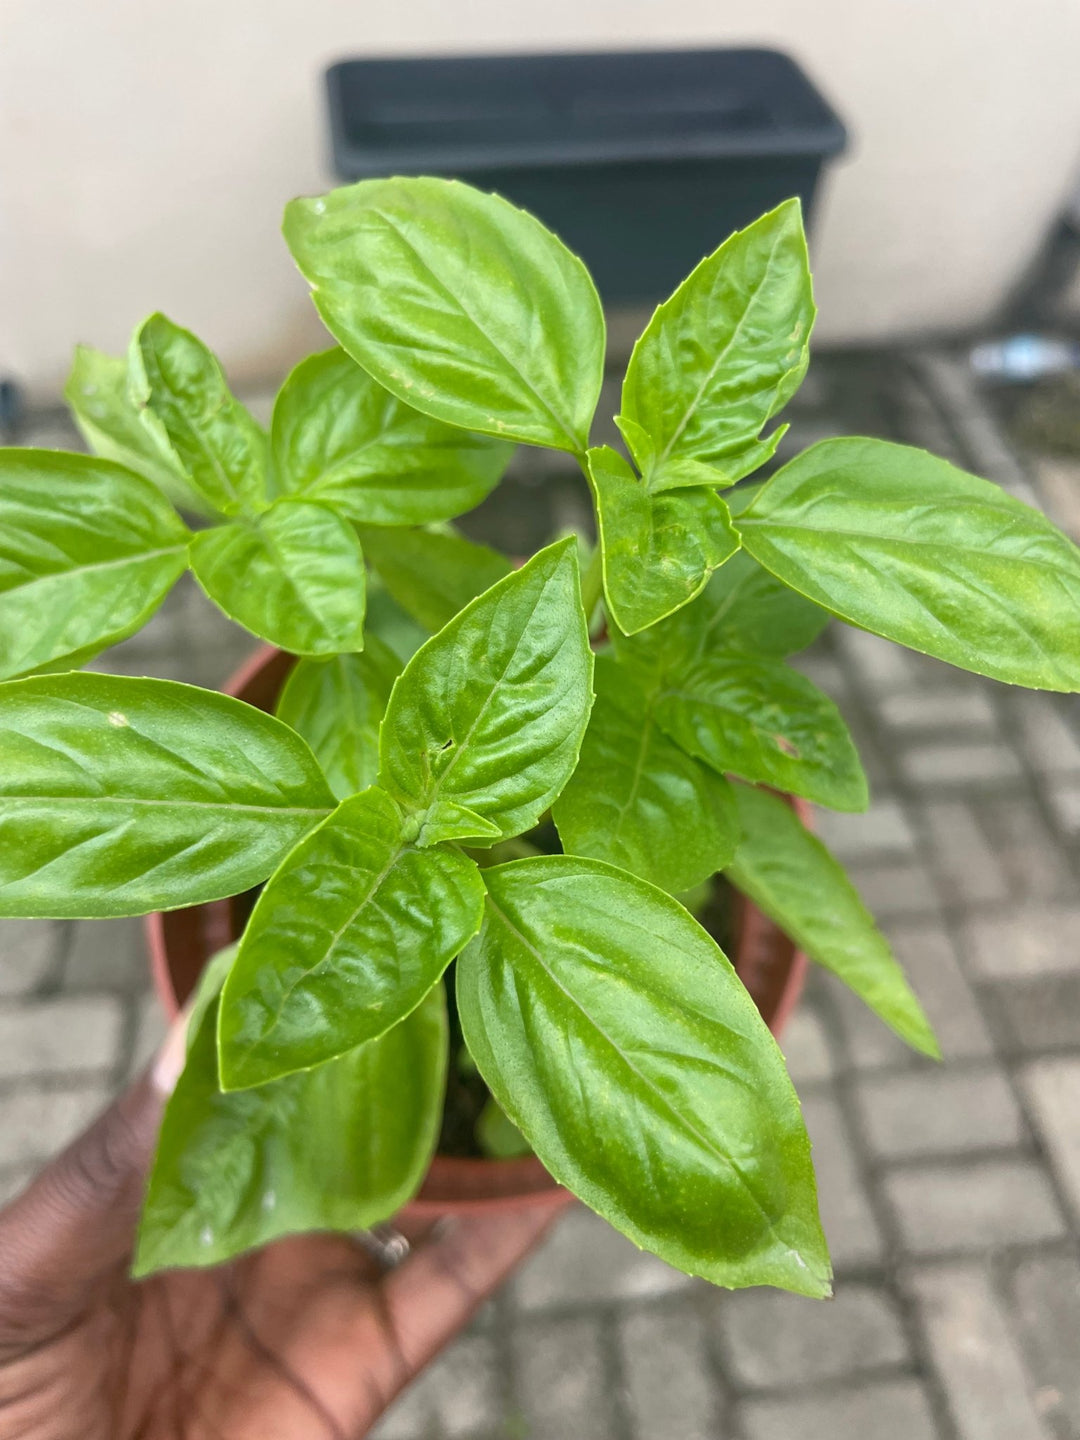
left=0, top=1022, right=559, bottom=1439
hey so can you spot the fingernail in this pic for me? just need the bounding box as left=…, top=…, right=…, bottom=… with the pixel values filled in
left=151, top=1010, right=190, bottom=1096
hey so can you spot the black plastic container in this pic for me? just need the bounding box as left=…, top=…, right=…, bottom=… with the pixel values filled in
left=325, top=47, right=846, bottom=303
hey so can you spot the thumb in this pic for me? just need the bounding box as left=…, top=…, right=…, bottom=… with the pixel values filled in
left=0, top=1013, right=186, bottom=1353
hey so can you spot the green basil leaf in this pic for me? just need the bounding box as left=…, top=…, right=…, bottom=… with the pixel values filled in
left=189, top=500, right=366, bottom=656
left=64, top=345, right=214, bottom=517
left=612, top=551, right=831, bottom=693
left=134, top=313, right=268, bottom=516
left=589, top=445, right=740, bottom=635
left=646, top=428, right=788, bottom=493
left=621, top=200, right=813, bottom=487
left=0, top=673, right=334, bottom=918
left=655, top=656, right=867, bottom=812
left=365, top=584, right=429, bottom=663
left=275, top=640, right=402, bottom=801
left=270, top=348, right=511, bottom=523
left=378, top=538, right=593, bottom=846
left=358, top=525, right=513, bottom=634
left=698, top=549, right=831, bottom=657
left=136, top=981, right=446, bottom=1275
left=283, top=177, right=605, bottom=454
left=726, top=784, right=939, bottom=1057
left=218, top=785, right=483, bottom=1088
left=0, top=449, right=189, bottom=682
left=738, top=437, right=1080, bottom=691
left=457, top=856, right=830, bottom=1296
left=553, top=655, right=738, bottom=892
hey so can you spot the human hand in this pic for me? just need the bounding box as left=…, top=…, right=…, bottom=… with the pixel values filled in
left=0, top=1021, right=558, bottom=1439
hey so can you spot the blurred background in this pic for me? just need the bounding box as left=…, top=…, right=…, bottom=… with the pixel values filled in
left=4, top=5, right=1080, bottom=1439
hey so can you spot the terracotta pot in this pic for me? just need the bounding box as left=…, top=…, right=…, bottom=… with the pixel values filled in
left=145, top=645, right=809, bottom=1218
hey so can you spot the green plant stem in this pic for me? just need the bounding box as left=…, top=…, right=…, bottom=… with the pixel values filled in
left=580, top=543, right=604, bottom=629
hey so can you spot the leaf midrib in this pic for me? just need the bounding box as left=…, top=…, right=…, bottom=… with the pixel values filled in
left=365, top=208, right=581, bottom=452
left=652, top=239, right=788, bottom=468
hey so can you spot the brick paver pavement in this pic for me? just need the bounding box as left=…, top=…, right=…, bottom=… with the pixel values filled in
left=4, top=348, right=1080, bottom=1439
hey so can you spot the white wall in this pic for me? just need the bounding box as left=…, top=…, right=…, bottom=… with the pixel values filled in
left=3, top=0, right=1080, bottom=397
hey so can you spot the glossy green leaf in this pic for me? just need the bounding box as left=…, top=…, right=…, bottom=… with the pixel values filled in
left=359, top=525, right=513, bottom=634
left=378, top=538, right=593, bottom=846
left=553, top=655, right=739, bottom=892
left=611, top=551, right=831, bottom=694
left=738, top=437, right=1080, bottom=691
left=726, top=785, right=939, bottom=1057
left=270, top=348, right=511, bottom=523
left=275, top=640, right=402, bottom=801
left=134, top=313, right=268, bottom=515
left=0, top=449, right=189, bottom=682
left=655, top=657, right=867, bottom=811
left=283, top=177, right=605, bottom=454
left=645, top=428, right=788, bottom=494
left=458, top=856, right=830, bottom=1295
left=621, top=200, right=813, bottom=488
left=0, top=673, right=334, bottom=918
left=189, top=499, right=366, bottom=656
left=366, top=584, right=429, bottom=663
left=136, top=978, right=446, bottom=1275
left=589, top=446, right=740, bottom=635
left=219, top=785, right=483, bottom=1089
left=64, top=345, right=214, bottom=516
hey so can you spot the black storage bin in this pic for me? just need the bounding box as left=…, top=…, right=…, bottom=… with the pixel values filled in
left=325, top=47, right=847, bottom=304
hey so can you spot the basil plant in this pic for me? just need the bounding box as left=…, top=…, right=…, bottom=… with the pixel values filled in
left=4, top=180, right=1079, bottom=1299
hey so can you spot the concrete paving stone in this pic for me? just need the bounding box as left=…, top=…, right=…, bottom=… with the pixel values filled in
left=843, top=862, right=943, bottom=921
left=914, top=352, right=1039, bottom=501
left=832, top=708, right=893, bottom=790
left=779, top=1004, right=835, bottom=1088
left=984, top=974, right=1080, bottom=1053
left=917, top=801, right=1010, bottom=907
left=908, top=1263, right=1054, bottom=1440
left=1009, top=694, right=1080, bottom=776
left=1019, top=1056, right=1080, bottom=1224
left=0, top=1083, right=111, bottom=1167
left=854, top=1066, right=1025, bottom=1161
left=899, top=741, right=1024, bottom=788
left=510, top=1204, right=692, bottom=1311
left=713, top=1282, right=908, bottom=1389
left=790, top=652, right=849, bottom=700
left=829, top=922, right=994, bottom=1069
left=878, top=689, right=1000, bottom=734
left=512, top=1314, right=618, bottom=1440
left=800, top=1091, right=884, bottom=1269
left=976, top=796, right=1077, bottom=900
left=63, top=916, right=148, bottom=992
left=812, top=799, right=917, bottom=860
left=1005, top=1251, right=1080, bottom=1438
left=0, top=1167, right=36, bottom=1206
left=618, top=1303, right=723, bottom=1440
left=372, top=1332, right=502, bottom=1439
left=1043, top=777, right=1080, bottom=840
left=129, top=990, right=169, bottom=1077
left=1033, top=455, right=1080, bottom=542
left=0, top=920, right=62, bottom=997
left=740, top=1378, right=941, bottom=1440
left=963, top=906, right=1080, bottom=979
left=0, top=996, right=125, bottom=1080
left=835, top=627, right=918, bottom=691
left=884, top=1158, right=1066, bottom=1256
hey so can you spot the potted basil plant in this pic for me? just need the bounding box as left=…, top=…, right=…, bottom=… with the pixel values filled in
left=3, top=178, right=1079, bottom=1300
